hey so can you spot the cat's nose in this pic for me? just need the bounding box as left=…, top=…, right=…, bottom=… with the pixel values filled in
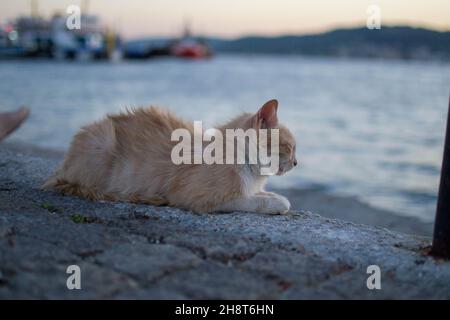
left=293, top=159, right=298, bottom=166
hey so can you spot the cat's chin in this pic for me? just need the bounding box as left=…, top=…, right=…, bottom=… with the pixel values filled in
left=277, top=167, right=294, bottom=175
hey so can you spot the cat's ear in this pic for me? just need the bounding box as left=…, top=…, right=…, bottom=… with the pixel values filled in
left=257, top=99, right=278, bottom=128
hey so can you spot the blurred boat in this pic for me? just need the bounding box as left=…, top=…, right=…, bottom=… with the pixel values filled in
left=0, top=20, right=33, bottom=58
left=170, top=23, right=212, bottom=59
left=0, top=14, right=121, bottom=60
left=122, top=38, right=171, bottom=59
left=123, top=36, right=212, bottom=60
left=171, top=38, right=211, bottom=59
left=0, top=8, right=211, bottom=61
left=51, top=14, right=116, bottom=60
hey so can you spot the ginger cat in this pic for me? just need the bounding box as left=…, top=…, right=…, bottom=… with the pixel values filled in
left=43, top=99, right=297, bottom=214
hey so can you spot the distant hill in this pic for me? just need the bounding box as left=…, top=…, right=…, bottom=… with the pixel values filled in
left=206, top=26, right=450, bottom=60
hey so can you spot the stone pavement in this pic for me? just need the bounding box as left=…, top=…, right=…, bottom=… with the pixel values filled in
left=0, top=143, right=449, bottom=299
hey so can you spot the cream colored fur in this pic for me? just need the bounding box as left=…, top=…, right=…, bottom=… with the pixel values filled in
left=43, top=99, right=297, bottom=214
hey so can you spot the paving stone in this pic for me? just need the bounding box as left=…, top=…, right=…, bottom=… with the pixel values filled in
left=1, top=143, right=450, bottom=299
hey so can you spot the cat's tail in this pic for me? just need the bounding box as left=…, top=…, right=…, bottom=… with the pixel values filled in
left=42, top=171, right=106, bottom=201
left=43, top=172, right=170, bottom=206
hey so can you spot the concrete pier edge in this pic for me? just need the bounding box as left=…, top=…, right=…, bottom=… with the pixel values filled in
left=0, top=142, right=449, bottom=299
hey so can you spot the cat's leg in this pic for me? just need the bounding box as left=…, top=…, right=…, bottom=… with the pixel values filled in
left=214, top=194, right=290, bottom=214
left=257, top=191, right=285, bottom=198
left=257, top=191, right=291, bottom=208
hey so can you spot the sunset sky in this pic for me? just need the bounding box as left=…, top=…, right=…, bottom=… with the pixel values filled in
left=1, top=0, right=449, bottom=39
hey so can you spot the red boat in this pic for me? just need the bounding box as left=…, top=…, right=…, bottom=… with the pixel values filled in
left=171, top=39, right=211, bottom=59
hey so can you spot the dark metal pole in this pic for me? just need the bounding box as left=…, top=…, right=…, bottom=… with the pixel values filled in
left=431, top=96, right=450, bottom=258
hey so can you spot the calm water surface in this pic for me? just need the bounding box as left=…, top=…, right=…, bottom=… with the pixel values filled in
left=1, top=55, right=449, bottom=222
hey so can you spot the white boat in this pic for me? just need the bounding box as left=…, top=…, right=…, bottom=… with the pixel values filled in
left=0, top=13, right=121, bottom=60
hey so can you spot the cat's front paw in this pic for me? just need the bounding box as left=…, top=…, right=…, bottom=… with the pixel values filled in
left=265, top=195, right=290, bottom=214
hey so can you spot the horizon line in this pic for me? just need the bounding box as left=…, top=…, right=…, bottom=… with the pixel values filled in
left=124, top=22, right=450, bottom=41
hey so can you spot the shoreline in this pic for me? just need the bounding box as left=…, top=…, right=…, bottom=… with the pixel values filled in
left=272, top=187, right=433, bottom=236
left=2, top=141, right=433, bottom=236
